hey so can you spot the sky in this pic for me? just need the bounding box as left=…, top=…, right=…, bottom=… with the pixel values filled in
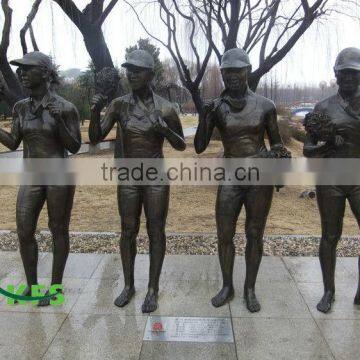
left=1, top=0, right=360, bottom=87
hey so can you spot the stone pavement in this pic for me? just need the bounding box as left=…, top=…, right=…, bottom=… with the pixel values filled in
left=0, top=251, right=359, bottom=359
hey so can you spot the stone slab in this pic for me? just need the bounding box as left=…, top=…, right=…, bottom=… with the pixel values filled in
left=143, top=316, right=233, bottom=343
left=42, top=313, right=146, bottom=360
left=232, top=317, right=335, bottom=360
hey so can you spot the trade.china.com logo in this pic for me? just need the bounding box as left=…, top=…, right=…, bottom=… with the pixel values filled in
left=0, top=283, right=64, bottom=305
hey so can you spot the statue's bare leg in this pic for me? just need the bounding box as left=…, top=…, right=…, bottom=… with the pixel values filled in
left=115, top=186, right=141, bottom=308
left=16, top=186, right=45, bottom=290
left=347, top=190, right=360, bottom=305
left=38, top=186, right=74, bottom=307
left=142, top=186, right=169, bottom=313
left=212, top=186, right=244, bottom=307
left=316, top=186, right=345, bottom=313
left=243, top=186, right=273, bottom=313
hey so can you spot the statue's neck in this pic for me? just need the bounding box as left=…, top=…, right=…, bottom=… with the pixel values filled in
left=133, top=86, right=152, bottom=102
left=226, top=85, right=248, bottom=99
left=339, top=86, right=360, bottom=102
left=29, top=83, right=48, bottom=102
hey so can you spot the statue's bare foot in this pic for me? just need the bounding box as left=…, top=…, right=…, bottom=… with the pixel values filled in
left=14, top=286, right=31, bottom=304
left=38, top=289, right=63, bottom=307
left=244, top=288, right=261, bottom=313
left=354, top=290, right=360, bottom=305
left=211, top=286, right=234, bottom=308
left=317, top=290, right=335, bottom=313
left=141, top=290, right=158, bottom=313
left=114, top=286, right=135, bottom=308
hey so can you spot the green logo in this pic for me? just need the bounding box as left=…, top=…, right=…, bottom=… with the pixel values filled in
left=0, top=284, right=64, bottom=305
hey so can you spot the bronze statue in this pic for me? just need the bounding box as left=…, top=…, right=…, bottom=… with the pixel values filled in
left=89, top=49, right=186, bottom=313
left=0, top=51, right=81, bottom=306
left=304, top=47, right=360, bottom=313
left=195, top=48, right=290, bottom=312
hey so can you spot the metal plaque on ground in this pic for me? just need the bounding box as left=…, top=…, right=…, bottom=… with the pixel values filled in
left=143, top=316, right=234, bottom=343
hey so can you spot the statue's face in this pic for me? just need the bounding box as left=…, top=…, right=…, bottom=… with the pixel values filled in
left=126, top=65, right=154, bottom=91
left=336, top=68, right=360, bottom=95
left=18, top=65, right=46, bottom=89
left=221, top=67, right=248, bottom=92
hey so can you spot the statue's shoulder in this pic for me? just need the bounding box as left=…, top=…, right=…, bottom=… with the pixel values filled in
left=314, top=94, right=337, bottom=113
left=153, top=92, right=180, bottom=116
left=13, top=98, right=29, bottom=112
left=114, top=93, right=132, bottom=103
left=251, top=91, right=276, bottom=112
left=53, top=94, right=77, bottom=112
left=153, top=92, right=176, bottom=108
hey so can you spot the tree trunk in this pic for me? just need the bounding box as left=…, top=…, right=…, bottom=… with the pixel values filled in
left=188, top=87, right=204, bottom=116
left=249, top=73, right=261, bottom=92
left=82, top=24, right=114, bottom=72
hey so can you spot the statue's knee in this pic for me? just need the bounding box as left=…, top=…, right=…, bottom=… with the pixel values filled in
left=121, top=222, right=139, bottom=241
left=146, top=222, right=165, bottom=241
left=322, top=233, right=341, bottom=245
left=48, top=221, right=68, bottom=238
left=245, top=226, right=263, bottom=245
left=17, top=226, right=36, bottom=244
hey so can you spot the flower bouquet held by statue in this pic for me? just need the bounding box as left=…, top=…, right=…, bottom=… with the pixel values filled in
left=303, top=112, right=344, bottom=147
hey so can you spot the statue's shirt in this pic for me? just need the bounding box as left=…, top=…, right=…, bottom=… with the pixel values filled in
left=100, top=92, right=181, bottom=158
left=314, top=92, right=360, bottom=158
left=209, top=89, right=282, bottom=157
left=11, top=91, right=78, bottom=158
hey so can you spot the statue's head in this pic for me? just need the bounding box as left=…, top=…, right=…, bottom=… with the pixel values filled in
left=220, top=48, right=251, bottom=93
left=10, top=51, right=59, bottom=90
left=122, top=49, right=155, bottom=91
left=334, top=47, right=360, bottom=96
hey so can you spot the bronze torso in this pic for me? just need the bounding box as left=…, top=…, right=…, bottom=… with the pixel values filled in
left=210, top=90, right=280, bottom=157
left=313, top=94, right=360, bottom=157
left=100, top=92, right=181, bottom=158
left=14, top=92, right=78, bottom=158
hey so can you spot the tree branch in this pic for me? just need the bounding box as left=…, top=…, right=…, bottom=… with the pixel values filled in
left=97, top=0, right=118, bottom=25
left=0, top=0, right=11, bottom=56
left=20, top=0, right=42, bottom=55
left=53, top=0, right=86, bottom=31
left=29, top=25, right=39, bottom=51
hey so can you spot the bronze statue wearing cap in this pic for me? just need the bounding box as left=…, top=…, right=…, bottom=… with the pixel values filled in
left=195, top=48, right=290, bottom=312
left=304, top=47, right=360, bottom=313
left=89, top=49, right=186, bottom=313
left=0, top=51, right=81, bottom=305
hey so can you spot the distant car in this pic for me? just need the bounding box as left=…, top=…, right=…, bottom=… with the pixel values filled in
left=291, top=105, right=315, bottom=119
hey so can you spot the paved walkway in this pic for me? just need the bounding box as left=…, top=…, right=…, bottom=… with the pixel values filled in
left=0, top=251, right=359, bottom=359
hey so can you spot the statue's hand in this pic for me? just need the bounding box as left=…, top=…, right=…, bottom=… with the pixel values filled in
left=153, top=112, right=169, bottom=133
left=91, top=94, right=107, bottom=113
left=46, top=102, right=62, bottom=121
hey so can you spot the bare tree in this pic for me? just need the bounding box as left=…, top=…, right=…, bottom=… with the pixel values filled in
left=125, top=0, right=214, bottom=114
left=126, top=0, right=358, bottom=113
left=52, top=0, right=119, bottom=71
left=0, top=0, right=25, bottom=107
left=20, top=0, right=42, bottom=54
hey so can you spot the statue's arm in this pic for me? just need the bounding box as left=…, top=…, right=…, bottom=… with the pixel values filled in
left=89, top=98, right=118, bottom=145
left=303, top=133, right=332, bottom=158
left=194, top=102, right=216, bottom=154
left=0, top=105, right=22, bottom=151
left=161, top=107, right=186, bottom=151
left=58, top=105, right=82, bottom=154
left=265, top=106, right=284, bottom=148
